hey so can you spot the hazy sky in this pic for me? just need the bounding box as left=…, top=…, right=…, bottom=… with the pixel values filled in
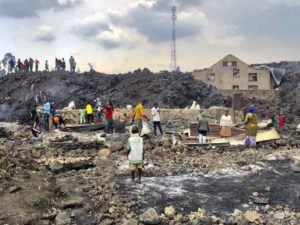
left=0, top=0, right=299, bottom=73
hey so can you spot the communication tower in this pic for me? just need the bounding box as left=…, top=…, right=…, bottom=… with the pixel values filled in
left=171, top=6, right=177, bottom=72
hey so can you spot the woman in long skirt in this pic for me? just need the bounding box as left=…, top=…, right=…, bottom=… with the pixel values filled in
left=220, top=110, right=233, bottom=138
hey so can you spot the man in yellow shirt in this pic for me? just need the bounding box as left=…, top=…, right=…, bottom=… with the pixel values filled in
left=132, top=101, right=149, bottom=136
left=86, top=102, right=94, bottom=124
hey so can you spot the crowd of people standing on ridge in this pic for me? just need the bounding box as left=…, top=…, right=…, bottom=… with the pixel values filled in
left=6, top=56, right=77, bottom=73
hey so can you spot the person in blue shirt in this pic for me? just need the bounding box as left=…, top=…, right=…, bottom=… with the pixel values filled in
left=43, top=99, right=51, bottom=131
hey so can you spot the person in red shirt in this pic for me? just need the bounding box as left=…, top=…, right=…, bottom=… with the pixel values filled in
left=35, top=59, right=40, bottom=72
left=278, top=110, right=285, bottom=133
left=103, top=100, right=114, bottom=134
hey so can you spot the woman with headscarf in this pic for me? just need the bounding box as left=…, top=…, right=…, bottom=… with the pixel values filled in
left=241, top=105, right=258, bottom=147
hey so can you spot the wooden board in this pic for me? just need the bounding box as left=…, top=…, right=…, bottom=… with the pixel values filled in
left=190, top=123, right=244, bottom=137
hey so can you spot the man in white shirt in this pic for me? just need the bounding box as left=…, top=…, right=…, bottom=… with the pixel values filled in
left=151, top=103, right=163, bottom=136
left=127, top=126, right=144, bottom=182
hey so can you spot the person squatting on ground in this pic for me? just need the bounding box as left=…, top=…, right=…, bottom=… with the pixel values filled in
left=103, top=100, right=114, bottom=134
left=241, top=105, right=258, bottom=147
left=220, top=110, right=233, bottom=138
left=86, top=102, right=94, bottom=124
left=151, top=103, right=163, bottom=136
left=127, top=126, right=144, bottom=183
left=132, top=101, right=149, bottom=136
left=197, top=112, right=210, bottom=144
left=30, top=107, right=41, bottom=137
left=43, top=100, right=51, bottom=131
left=53, top=114, right=65, bottom=130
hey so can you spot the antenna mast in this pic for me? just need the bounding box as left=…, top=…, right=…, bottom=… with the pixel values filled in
left=171, top=5, right=177, bottom=72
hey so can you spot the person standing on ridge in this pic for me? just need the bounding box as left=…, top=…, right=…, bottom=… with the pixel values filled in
left=69, top=56, right=74, bottom=72
left=62, top=58, right=66, bottom=71
left=55, top=58, right=58, bottom=71
left=35, top=59, right=40, bottom=72
left=24, top=59, right=29, bottom=72
left=45, top=60, right=49, bottom=72
left=29, top=58, right=34, bottom=72
left=151, top=103, right=163, bottom=136
left=88, top=63, right=94, bottom=72
left=17, top=59, right=22, bottom=72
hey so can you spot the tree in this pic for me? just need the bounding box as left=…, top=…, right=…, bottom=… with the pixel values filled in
left=2, top=53, right=16, bottom=68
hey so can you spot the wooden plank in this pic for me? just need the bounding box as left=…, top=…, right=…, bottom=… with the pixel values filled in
left=190, top=123, right=244, bottom=137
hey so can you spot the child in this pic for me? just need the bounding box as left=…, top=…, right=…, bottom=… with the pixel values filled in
left=79, top=108, right=86, bottom=124
left=127, top=126, right=144, bottom=182
left=278, top=110, right=285, bottom=133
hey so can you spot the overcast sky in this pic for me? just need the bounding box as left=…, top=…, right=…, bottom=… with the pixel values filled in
left=0, top=0, right=299, bottom=73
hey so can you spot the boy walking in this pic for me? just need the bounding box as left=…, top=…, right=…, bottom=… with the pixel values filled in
left=127, top=126, right=144, bottom=182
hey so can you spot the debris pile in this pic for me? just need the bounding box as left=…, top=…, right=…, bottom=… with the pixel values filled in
left=0, top=122, right=299, bottom=225
left=0, top=70, right=230, bottom=122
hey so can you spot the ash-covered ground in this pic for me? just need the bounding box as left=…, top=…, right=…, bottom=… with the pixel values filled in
left=0, top=123, right=299, bottom=225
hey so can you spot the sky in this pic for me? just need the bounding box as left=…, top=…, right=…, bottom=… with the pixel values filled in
left=0, top=0, right=299, bottom=73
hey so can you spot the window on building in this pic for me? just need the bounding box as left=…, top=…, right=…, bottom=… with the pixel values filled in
left=233, top=85, right=239, bottom=90
left=249, top=73, right=258, bottom=81
left=233, top=68, right=240, bottom=78
left=249, top=85, right=258, bottom=90
left=206, top=73, right=215, bottom=82
left=223, top=61, right=237, bottom=67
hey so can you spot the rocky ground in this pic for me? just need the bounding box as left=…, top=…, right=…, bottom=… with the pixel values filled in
left=0, top=122, right=299, bottom=225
